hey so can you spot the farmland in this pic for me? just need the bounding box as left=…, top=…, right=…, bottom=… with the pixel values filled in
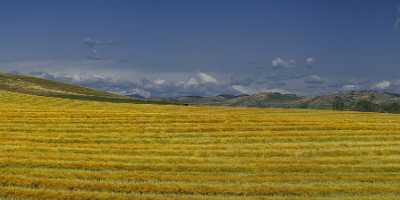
left=1, top=90, right=400, bottom=199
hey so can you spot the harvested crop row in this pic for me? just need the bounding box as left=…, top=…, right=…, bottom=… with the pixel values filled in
left=1, top=90, right=400, bottom=199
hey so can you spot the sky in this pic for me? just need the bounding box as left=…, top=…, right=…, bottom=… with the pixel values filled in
left=1, top=0, right=400, bottom=97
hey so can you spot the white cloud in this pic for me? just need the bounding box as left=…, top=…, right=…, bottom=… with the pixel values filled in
left=372, top=80, right=391, bottom=90
left=185, top=77, right=199, bottom=87
left=153, top=79, right=166, bottom=85
left=197, top=72, right=218, bottom=84
left=109, top=87, right=151, bottom=98
left=306, top=57, right=316, bottom=65
left=395, top=5, right=400, bottom=29
left=177, top=72, right=218, bottom=89
left=66, top=73, right=108, bottom=82
left=232, top=85, right=291, bottom=95
left=232, top=85, right=255, bottom=94
left=83, top=37, right=114, bottom=47
left=126, top=88, right=151, bottom=98
left=272, top=57, right=296, bottom=69
left=342, top=84, right=360, bottom=91
left=260, top=88, right=291, bottom=94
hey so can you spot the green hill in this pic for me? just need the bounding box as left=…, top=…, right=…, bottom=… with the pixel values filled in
left=0, top=73, right=174, bottom=104
left=0, top=73, right=123, bottom=97
left=170, top=91, right=400, bottom=113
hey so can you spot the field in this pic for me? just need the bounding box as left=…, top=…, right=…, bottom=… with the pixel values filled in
left=1, top=90, right=400, bottom=200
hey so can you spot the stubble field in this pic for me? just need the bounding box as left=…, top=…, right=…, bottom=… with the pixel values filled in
left=0, top=91, right=400, bottom=199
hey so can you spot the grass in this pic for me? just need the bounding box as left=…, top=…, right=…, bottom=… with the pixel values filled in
left=0, top=73, right=119, bottom=98
left=0, top=90, right=400, bottom=199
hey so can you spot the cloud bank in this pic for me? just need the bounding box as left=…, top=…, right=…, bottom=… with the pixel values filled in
left=272, top=57, right=296, bottom=69
left=372, top=80, right=391, bottom=90
left=4, top=56, right=400, bottom=98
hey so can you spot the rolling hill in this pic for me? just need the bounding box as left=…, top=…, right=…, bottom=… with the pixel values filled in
left=3, top=72, right=400, bottom=113
left=0, top=89, right=400, bottom=199
left=0, top=72, right=122, bottom=98
left=0, top=72, right=177, bottom=105
left=170, top=91, right=400, bottom=113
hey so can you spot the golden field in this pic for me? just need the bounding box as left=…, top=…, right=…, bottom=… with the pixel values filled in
left=1, top=90, right=400, bottom=199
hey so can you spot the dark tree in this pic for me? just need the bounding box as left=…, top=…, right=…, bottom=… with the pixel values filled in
left=353, top=100, right=380, bottom=112
left=332, top=96, right=345, bottom=110
left=382, top=103, right=400, bottom=113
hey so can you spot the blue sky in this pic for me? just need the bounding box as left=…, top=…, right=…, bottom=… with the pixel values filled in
left=1, top=0, right=400, bottom=96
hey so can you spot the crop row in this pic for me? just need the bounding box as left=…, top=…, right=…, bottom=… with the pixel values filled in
left=1, top=90, right=400, bottom=199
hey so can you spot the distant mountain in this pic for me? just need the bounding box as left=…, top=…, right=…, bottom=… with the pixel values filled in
left=302, top=90, right=400, bottom=113
left=4, top=71, right=400, bottom=113
left=171, top=94, right=242, bottom=105
left=168, top=91, right=400, bottom=113
left=221, top=93, right=304, bottom=107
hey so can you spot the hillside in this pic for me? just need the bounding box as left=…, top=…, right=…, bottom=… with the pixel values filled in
left=221, top=92, right=304, bottom=107
left=167, top=93, right=304, bottom=107
left=0, top=90, right=400, bottom=199
left=0, top=73, right=122, bottom=98
left=170, top=91, right=400, bottom=113
left=8, top=71, right=400, bottom=113
left=0, top=72, right=177, bottom=104
left=304, top=90, right=400, bottom=111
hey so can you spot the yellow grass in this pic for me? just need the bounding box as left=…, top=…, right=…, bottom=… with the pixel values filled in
left=0, top=90, right=400, bottom=199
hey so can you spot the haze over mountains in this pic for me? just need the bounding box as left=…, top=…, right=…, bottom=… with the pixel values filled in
left=167, top=91, right=400, bottom=113
left=8, top=70, right=400, bottom=100
left=2, top=71, right=400, bottom=114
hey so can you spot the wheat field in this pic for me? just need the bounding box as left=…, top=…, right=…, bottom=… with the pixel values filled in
left=1, top=90, right=400, bottom=200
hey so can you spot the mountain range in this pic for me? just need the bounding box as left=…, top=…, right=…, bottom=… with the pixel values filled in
left=2, top=71, right=400, bottom=113
left=164, top=91, right=400, bottom=113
